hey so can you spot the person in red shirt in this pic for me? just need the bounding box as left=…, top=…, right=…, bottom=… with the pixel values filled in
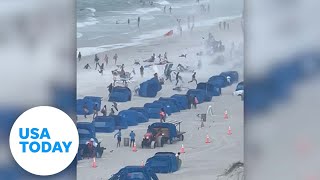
left=160, top=108, right=166, bottom=123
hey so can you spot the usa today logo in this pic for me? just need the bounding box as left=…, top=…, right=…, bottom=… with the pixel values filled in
left=9, top=106, right=79, bottom=176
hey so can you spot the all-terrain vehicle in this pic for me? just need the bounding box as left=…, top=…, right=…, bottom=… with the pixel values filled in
left=141, top=130, right=165, bottom=149
left=147, top=121, right=185, bottom=145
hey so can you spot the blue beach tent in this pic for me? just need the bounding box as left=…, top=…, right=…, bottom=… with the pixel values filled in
left=93, top=116, right=116, bottom=133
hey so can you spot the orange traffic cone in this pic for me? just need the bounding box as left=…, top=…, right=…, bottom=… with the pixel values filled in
left=180, top=144, right=185, bottom=153
left=224, top=110, right=228, bottom=120
left=141, top=160, right=145, bottom=167
left=227, top=126, right=232, bottom=135
left=92, top=157, right=97, bottom=168
left=205, top=134, right=211, bottom=143
left=132, top=143, right=137, bottom=152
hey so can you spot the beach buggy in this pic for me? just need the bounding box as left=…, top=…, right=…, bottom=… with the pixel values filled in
left=143, top=121, right=185, bottom=147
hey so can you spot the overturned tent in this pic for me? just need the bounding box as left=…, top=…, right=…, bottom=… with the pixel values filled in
left=145, top=152, right=179, bottom=173
left=93, top=116, right=116, bottom=133
left=187, top=89, right=212, bottom=103
left=128, top=107, right=149, bottom=119
left=208, top=75, right=229, bottom=88
left=196, top=82, right=221, bottom=96
left=109, top=86, right=132, bottom=102
left=118, top=110, right=148, bottom=126
left=170, top=94, right=188, bottom=110
left=139, top=77, right=162, bottom=97
left=220, top=71, right=239, bottom=84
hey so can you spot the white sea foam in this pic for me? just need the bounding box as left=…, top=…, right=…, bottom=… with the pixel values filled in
left=135, top=7, right=161, bottom=14
left=77, top=32, right=83, bottom=38
left=77, top=17, right=99, bottom=28
left=155, top=0, right=170, bottom=5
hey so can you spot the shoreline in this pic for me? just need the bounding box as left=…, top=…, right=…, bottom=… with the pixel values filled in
left=77, top=15, right=242, bottom=58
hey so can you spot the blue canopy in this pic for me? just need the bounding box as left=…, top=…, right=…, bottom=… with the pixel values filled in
left=139, top=77, right=162, bottom=97
left=109, top=86, right=132, bottom=102
left=158, top=97, right=182, bottom=111
left=148, top=123, right=177, bottom=140
left=220, top=71, right=239, bottom=84
left=110, top=166, right=158, bottom=180
left=128, top=107, right=149, bottom=119
left=154, top=100, right=179, bottom=113
left=187, top=89, right=212, bottom=103
left=170, top=94, right=188, bottom=110
left=145, top=152, right=179, bottom=173
left=151, top=101, right=173, bottom=116
left=109, top=115, right=128, bottom=130
left=83, top=96, right=102, bottom=109
left=77, top=122, right=95, bottom=138
left=77, top=122, right=96, bottom=148
left=77, top=99, right=94, bottom=115
left=119, top=110, right=148, bottom=126
left=196, top=82, right=221, bottom=96
left=93, top=116, right=116, bottom=133
left=144, top=103, right=170, bottom=118
left=208, top=75, right=229, bottom=88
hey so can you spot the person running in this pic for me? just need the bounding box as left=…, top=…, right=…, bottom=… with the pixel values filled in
left=84, top=63, right=91, bottom=69
left=154, top=73, right=159, bottom=80
left=94, top=54, right=100, bottom=70
left=98, top=63, right=104, bottom=75
left=160, top=108, right=166, bottom=123
left=193, top=96, right=199, bottom=109
left=165, top=68, right=172, bottom=82
left=101, top=105, right=107, bottom=116
left=175, top=72, right=180, bottom=85
left=164, top=52, right=168, bottom=60
left=114, top=129, right=122, bottom=147
left=93, top=103, right=99, bottom=119
left=137, top=16, right=141, bottom=27
left=113, top=53, right=118, bottom=65
left=109, top=108, right=115, bottom=116
left=78, top=51, right=82, bottom=61
left=108, top=83, right=113, bottom=97
left=188, top=72, right=197, bottom=84
left=140, top=66, right=144, bottom=77
left=188, top=95, right=193, bottom=109
left=129, top=131, right=136, bottom=147
left=83, top=102, right=89, bottom=118
left=104, top=54, right=109, bottom=65
left=112, top=102, right=118, bottom=112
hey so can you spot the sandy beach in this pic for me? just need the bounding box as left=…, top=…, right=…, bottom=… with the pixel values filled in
left=77, top=16, right=243, bottom=180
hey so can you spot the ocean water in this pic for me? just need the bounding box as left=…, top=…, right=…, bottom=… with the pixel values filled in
left=77, top=0, right=243, bottom=56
